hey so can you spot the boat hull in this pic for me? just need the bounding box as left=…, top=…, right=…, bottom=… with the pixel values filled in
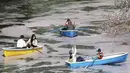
left=66, top=52, right=128, bottom=68
left=2, top=47, right=43, bottom=57
left=60, top=30, right=78, bottom=37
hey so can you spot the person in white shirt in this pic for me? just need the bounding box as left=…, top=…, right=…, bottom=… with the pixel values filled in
left=26, top=34, right=38, bottom=48
left=17, top=35, right=26, bottom=48
left=69, top=46, right=77, bottom=62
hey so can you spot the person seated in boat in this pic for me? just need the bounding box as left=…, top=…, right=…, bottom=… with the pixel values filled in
left=62, top=19, right=75, bottom=30
left=26, top=34, right=38, bottom=48
left=97, top=48, right=104, bottom=59
left=76, top=56, right=85, bottom=62
left=17, top=35, right=27, bottom=48
left=68, top=46, right=77, bottom=62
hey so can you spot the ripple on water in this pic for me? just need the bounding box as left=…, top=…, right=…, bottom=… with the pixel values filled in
left=0, top=64, right=19, bottom=73
left=58, top=44, right=95, bottom=49
left=0, top=23, right=24, bottom=29
left=82, top=6, right=98, bottom=12
left=31, top=61, right=52, bottom=67
left=38, top=38, right=62, bottom=44
left=19, top=65, right=66, bottom=73
left=44, top=44, right=58, bottom=53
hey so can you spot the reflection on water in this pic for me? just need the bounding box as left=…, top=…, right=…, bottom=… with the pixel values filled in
left=0, top=0, right=130, bottom=73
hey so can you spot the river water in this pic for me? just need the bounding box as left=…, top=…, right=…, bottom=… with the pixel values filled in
left=0, top=0, right=130, bottom=73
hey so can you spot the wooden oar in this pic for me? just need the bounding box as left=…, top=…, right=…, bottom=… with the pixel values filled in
left=35, top=49, right=44, bottom=55
left=48, top=28, right=61, bottom=33
left=86, top=58, right=97, bottom=68
left=48, top=26, right=65, bottom=33
left=76, top=28, right=88, bottom=31
left=32, top=46, right=44, bottom=55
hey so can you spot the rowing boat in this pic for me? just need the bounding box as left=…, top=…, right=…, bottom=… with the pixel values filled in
left=2, top=47, right=43, bottom=57
left=60, top=30, right=78, bottom=37
left=65, top=52, right=128, bottom=68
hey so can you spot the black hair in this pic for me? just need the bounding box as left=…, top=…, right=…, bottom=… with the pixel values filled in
left=30, top=34, right=36, bottom=44
left=20, top=35, right=24, bottom=39
left=67, top=19, right=70, bottom=21
left=97, top=48, right=101, bottom=52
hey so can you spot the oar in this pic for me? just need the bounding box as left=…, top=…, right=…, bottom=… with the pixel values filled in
left=48, top=26, right=65, bottom=33
left=32, top=46, right=44, bottom=55
left=86, top=58, right=97, bottom=68
left=35, top=49, right=44, bottom=55
left=48, top=28, right=61, bottom=33
left=76, top=28, right=88, bottom=31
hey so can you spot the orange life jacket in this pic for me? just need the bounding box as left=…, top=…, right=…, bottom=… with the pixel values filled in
left=97, top=52, right=103, bottom=59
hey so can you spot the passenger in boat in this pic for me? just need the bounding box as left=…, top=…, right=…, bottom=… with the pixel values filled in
left=69, top=46, right=77, bottom=62
left=62, top=19, right=75, bottom=30
left=76, top=56, right=85, bottom=62
left=97, top=48, right=104, bottom=59
left=26, top=34, right=38, bottom=48
left=17, top=35, right=27, bottom=48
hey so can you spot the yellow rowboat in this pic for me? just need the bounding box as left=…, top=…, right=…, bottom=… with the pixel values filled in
left=2, top=47, right=43, bottom=57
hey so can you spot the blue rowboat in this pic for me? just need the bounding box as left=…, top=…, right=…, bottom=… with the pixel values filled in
left=60, top=30, right=78, bottom=37
left=65, top=52, right=128, bottom=68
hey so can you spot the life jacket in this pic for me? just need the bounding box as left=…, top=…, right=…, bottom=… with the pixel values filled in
left=97, top=52, right=103, bottom=59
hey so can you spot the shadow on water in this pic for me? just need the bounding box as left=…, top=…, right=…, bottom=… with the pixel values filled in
left=18, top=65, right=67, bottom=73
left=30, top=27, right=51, bottom=35
left=80, top=29, right=100, bottom=34
left=38, top=38, right=62, bottom=44
left=30, top=25, right=62, bottom=34
left=106, top=63, right=122, bottom=66
left=44, top=44, right=58, bottom=53
left=78, top=26, right=101, bottom=34
left=90, top=20, right=104, bottom=25
left=0, top=23, right=24, bottom=29
left=82, top=5, right=115, bottom=12
left=31, top=61, right=52, bottom=67
left=78, top=26, right=99, bottom=30
left=80, top=0, right=98, bottom=4
left=17, top=57, right=35, bottom=62
left=82, top=6, right=98, bottom=12
left=0, top=41, right=14, bottom=47
left=78, top=31, right=91, bottom=36
left=0, top=35, right=18, bottom=39
left=0, top=64, right=20, bottom=73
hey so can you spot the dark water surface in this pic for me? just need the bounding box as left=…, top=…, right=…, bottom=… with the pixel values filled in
left=0, top=0, right=130, bottom=73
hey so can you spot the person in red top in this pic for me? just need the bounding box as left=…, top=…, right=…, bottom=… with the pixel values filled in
left=62, top=19, right=75, bottom=30
left=97, top=48, right=104, bottom=59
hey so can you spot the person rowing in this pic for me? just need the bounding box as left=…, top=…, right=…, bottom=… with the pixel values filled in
left=62, top=19, right=75, bottom=30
